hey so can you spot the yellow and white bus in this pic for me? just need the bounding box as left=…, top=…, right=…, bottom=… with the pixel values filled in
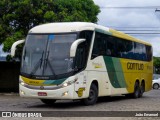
left=11, top=22, right=153, bottom=105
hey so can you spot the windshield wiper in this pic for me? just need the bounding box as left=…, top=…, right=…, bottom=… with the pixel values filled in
left=43, top=51, right=56, bottom=77
left=30, top=51, right=44, bottom=76
left=40, top=51, right=44, bottom=68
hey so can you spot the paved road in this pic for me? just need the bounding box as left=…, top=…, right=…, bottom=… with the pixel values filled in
left=0, top=89, right=160, bottom=120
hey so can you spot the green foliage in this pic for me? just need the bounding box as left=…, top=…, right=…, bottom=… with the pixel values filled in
left=153, top=57, right=160, bottom=74
left=0, top=0, right=100, bottom=53
left=6, top=54, right=12, bottom=62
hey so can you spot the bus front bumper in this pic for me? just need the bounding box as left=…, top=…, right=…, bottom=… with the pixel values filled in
left=19, top=84, right=76, bottom=100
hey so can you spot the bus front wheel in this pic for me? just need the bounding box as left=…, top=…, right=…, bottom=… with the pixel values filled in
left=81, top=84, right=98, bottom=106
left=40, top=99, right=56, bottom=105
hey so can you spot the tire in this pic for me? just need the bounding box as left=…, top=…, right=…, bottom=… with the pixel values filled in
left=153, top=83, right=159, bottom=89
left=133, top=82, right=140, bottom=98
left=40, top=99, right=56, bottom=105
left=139, top=82, right=145, bottom=97
left=82, top=84, right=98, bottom=106
left=126, top=82, right=140, bottom=99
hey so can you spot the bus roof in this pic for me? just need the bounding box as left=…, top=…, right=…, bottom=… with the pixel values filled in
left=29, top=22, right=151, bottom=46
left=29, top=22, right=96, bottom=33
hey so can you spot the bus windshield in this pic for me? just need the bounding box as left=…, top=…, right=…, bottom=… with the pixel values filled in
left=21, top=33, right=77, bottom=79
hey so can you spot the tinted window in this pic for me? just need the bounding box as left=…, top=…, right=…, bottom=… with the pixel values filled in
left=74, top=31, right=93, bottom=71
left=107, top=36, right=116, bottom=57
left=117, top=39, right=134, bottom=59
left=146, top=45, right=152, bottom=61
left=92, top=32, right=107, bottom=59
left=91, top=31, right=152, bottom=61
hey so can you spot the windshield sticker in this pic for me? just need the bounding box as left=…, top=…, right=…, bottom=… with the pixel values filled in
left=49, top=35, right=54, bottom=41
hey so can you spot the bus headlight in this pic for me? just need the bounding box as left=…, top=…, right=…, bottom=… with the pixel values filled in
left=19, top=80, right=25, bottom=86
left=62, top=77, right=78, bottom=88
left=20, top=90, right=25, bottom=95
left=63, top=83, right=68, bottom=87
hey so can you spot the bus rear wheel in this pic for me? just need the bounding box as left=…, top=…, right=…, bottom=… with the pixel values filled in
left=40, top=99, right=56, bottom=105
left=125, top=82, right=140, bottom=98
left=82, top=84, right=98, bottom=106
left=139, top=81, right=145, bottom=97
left=132, top=82, right=140, bottom=98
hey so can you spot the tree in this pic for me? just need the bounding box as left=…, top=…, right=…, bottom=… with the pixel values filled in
left=0, top=0, right=100, bottom=53
left=153, top=57, right=160, bottom=74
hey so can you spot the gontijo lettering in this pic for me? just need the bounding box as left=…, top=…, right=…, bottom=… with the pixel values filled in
left=127, top=62, right=144, bottom=70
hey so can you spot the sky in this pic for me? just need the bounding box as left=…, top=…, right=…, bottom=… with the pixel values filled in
left=1, top=0, right=160, bottom=57
left=0, top=44, right=8, bottom=57
left=93, top=0, right=160, bottom=57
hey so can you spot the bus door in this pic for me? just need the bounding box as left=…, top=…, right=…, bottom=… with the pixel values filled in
left=73, top=42, right=87, bottom=97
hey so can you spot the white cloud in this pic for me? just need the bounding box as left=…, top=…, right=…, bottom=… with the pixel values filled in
left=94, top=0, right=160, bottom=57
left=94, top=0, right=160, bottom=7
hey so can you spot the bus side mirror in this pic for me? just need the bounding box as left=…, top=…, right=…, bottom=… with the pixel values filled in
left=11, top=39, right=25, bottom=57
left=70, top=39, right=86, bottom=57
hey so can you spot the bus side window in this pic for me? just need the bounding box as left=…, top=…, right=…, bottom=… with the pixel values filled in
left=117, top=39, right=125, bottom=58
left=146, top=45, right=152, bottom=61
left=134, top=43, right=147, bottom=61
left=124, top=41, right=134, bottom=59
left=91, top=32, right=106, bottom=59
left=74, top=42, right=86, bottom=70
left=74, top=30, right=93, bottom=70
left=134, top=43, right=141, bottom=60
left=141, top=44, right=147, bottom=61
left=91, top=35, right=99, bottom=58
left=107, top=36, right=116, bottom=57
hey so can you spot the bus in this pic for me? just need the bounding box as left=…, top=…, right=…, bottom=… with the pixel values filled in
left=11, top=22, right=153, bottom=105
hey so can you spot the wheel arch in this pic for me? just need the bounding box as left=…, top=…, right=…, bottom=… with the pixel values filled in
left=135, top=79, right=140, bottom=84
left=81, top=80, right=99, bottom=105
left=92, top=80, right=99, bottom=94
left=86, top=79, right=99, bottom=97
left=141, top=79, right=145, bottom=88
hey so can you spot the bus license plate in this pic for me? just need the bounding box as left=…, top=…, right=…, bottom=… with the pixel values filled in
left=38, top=92, right=47, bottom=96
